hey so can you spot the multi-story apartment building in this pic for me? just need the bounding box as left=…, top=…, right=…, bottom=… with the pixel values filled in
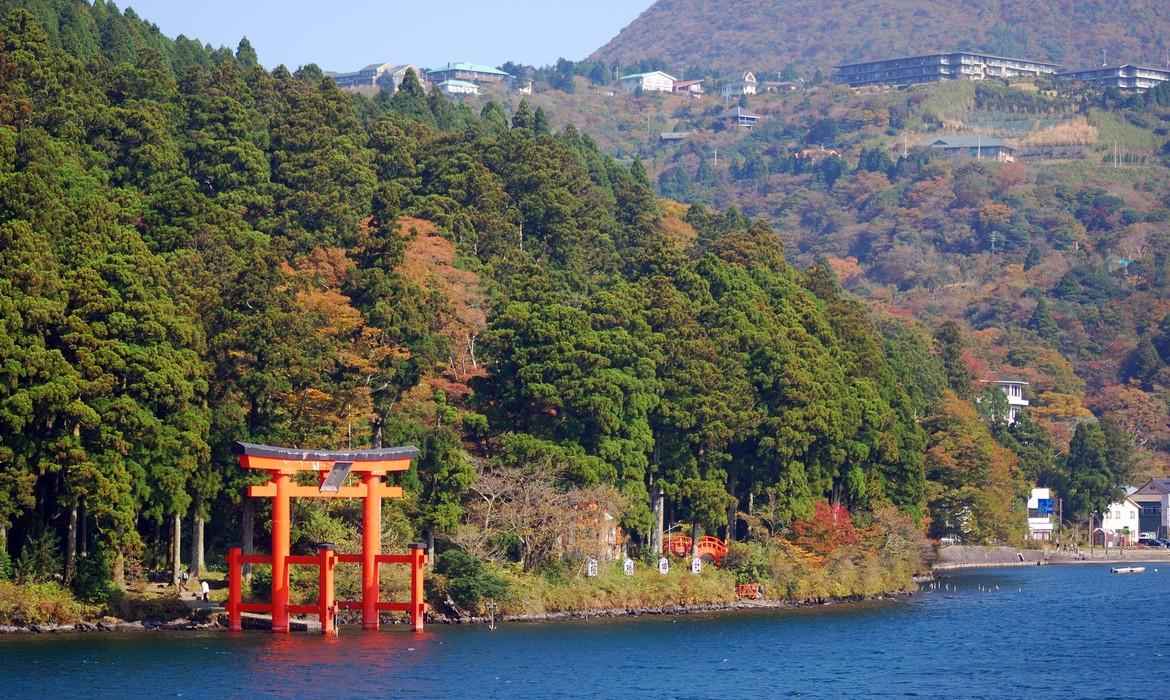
left=329, top=63, right=422, bottom=91
left=426, top=62, right=513, bottom=86
left=835, top=52, right=1061, bottom=87
left=1057, top=64, right=1170, bottom=93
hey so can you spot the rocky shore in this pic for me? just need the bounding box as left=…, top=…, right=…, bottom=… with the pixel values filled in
left=433, top=592, right=911, bottom=626
left=0, top=590, right=916, bottom=635
left=0, top=616, right=221, bottom=635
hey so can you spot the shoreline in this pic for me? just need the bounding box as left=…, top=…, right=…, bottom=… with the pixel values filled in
left=933, top=557, right=1170, bottom=571
left=451, top=592, right=912, bottom=626
left=0, top=590, right=918, bottom=636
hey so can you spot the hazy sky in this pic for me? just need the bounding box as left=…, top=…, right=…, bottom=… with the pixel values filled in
left=122, top=1, right=654, bottom=72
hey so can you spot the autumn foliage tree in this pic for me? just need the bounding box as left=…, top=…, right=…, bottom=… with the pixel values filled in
left=792, top=501, right=859, bottom=557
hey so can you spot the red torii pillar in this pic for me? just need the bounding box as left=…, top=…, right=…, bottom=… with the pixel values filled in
left=228, top=441, right=423, bottom=633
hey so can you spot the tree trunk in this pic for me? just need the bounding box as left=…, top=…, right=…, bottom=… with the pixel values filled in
left=171, top=512, right=182, bottom=588
left=726, top=471, right=738, bottom=543
left=242, top=499, right=255, bottom=583
left=64, top=496, right=79, bottom=583
left=690, top=521, right=699, bottom=558
left=426, top=527, right=436, bottom=571
left=189, top=509, right=205, bottom=577
left=651, top=484, right=664, bottom=556
left=113, top=525, right=126, bottom=590
left=746, top=491, right=754, bottom=538
left=78, top=499, right=87, bottom=558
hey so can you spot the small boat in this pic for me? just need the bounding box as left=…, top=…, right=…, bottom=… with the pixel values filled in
left=1110, top=566, right=1146, bottom=574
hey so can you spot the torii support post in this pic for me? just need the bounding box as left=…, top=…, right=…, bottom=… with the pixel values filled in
left=409, top=543, right=427, bottom=632
left=271, top=472, right=291, bottom=633
left=318, top=543, right=337, bottom=636
left=362, top=472, right=381, bottom=630
left=227, top=544, right=242, bottom=631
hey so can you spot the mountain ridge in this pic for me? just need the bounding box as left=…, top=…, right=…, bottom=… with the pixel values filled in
left=589, top=0, right=1170, bottom=76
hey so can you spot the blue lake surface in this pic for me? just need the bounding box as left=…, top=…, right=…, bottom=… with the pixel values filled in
left=3, top=564, right=1170, bottom=699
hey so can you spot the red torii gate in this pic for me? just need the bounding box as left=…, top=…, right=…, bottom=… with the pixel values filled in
left=225, top=441, right=426, bottom=634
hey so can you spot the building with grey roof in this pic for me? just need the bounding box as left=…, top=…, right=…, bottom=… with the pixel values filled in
left=836, top=52, right=1061, bottom=88
left=1057, top=64, right=1170, bottom=94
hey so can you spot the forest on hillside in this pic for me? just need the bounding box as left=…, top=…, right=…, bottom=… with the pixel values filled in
left=0, top=1, right=1139, bottom=620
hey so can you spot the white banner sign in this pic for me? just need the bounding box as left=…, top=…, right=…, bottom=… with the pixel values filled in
left=691, top=556, right=702, bottom=574
left=624, top=558, right=634, bottom=576
left=587, top=558, right=598, bottom=577
left=658, top=557, right=669, bottom=575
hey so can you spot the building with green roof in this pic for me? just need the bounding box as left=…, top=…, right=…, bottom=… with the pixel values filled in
left=427, top=62, right=513, bottom=85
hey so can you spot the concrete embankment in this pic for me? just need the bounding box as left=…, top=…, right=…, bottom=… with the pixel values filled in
left=933, top=544, right=1170, bottom=570
left=933, top=545, right=1046, bottom=570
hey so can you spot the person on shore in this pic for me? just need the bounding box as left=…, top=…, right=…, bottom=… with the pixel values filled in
left=201, top=580, right=210, bottom=601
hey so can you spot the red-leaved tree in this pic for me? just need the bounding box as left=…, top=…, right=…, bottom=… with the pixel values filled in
left=792, top=501, right=859, bottom=557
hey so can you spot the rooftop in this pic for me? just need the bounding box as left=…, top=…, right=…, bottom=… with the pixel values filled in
left=620, top=71, right=677, bottom=81
left=926, top=135, right=1011, bottom=149
left=1059, top=64, right=1170, bottom=75
left=723, top=106, right=761, bottom=119
left=837, top=51, right=1062, bottom=70
left=429, top=62, right=511, bottom=77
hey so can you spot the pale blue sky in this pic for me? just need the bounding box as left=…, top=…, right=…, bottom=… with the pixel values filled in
left=122, top=1, right=653, bottom=72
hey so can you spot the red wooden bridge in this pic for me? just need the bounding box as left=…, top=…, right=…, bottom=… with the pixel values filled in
left=664, top=534, right=727, bottom=566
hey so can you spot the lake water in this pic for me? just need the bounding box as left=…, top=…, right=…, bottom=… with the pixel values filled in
left=2, top=564, right=1169, bottom=699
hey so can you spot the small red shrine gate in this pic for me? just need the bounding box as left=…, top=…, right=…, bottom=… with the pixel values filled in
left=226, top=441, right=426, bottom=634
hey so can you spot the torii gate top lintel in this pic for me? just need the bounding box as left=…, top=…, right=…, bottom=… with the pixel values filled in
left=231, top=441, right=418, bottom=474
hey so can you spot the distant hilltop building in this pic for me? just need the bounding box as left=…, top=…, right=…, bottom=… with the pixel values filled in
left=672, top=78, right=704, bottom=97
left=835, top=52, right=1061, bottom=87
left=1056, top=64, right=1170, bottom=93
left=925, top=135, right=1016, bottom=163
left=719, top=71, right=758, bottom=98
left=618, top=71, right=676, bottom=93
left=436, top=79, right=479, bottom=96
left=426, top=62, right=513, bottom=86
left=722, top=106, right=760, bottom=130
left=979, top=376, right=1030, bottom=423
left=328, top=63, right=422, bottom=91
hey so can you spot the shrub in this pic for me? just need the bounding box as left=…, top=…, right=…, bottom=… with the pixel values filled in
left=431, top=550, right=511, bottom=612
left=72, top=544, right=115, bottom=605
left=0, top=545, right=12, bottom=581
left=724, top=541, right=771, bottom=584
left=0, top=581, right=97, bottom=625
left=15, top=529, right=61, bottom=583
left=109, top=592, right=189, bottom=622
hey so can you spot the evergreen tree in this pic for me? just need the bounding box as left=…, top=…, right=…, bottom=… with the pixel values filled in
left=933, top=321, right=973, bottom=397
left=511, top=99, right=534, bottom=130
left=1058, top=422, right=1121, bottom=524
left=533, top=106, right=550, bottom=135
left=235, top=36, right=258, bottom=67
left=1027, top=298, right=1059, bottom=341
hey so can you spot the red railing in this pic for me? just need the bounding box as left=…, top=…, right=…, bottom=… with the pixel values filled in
left=663, top=534, right=727, bottom=565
